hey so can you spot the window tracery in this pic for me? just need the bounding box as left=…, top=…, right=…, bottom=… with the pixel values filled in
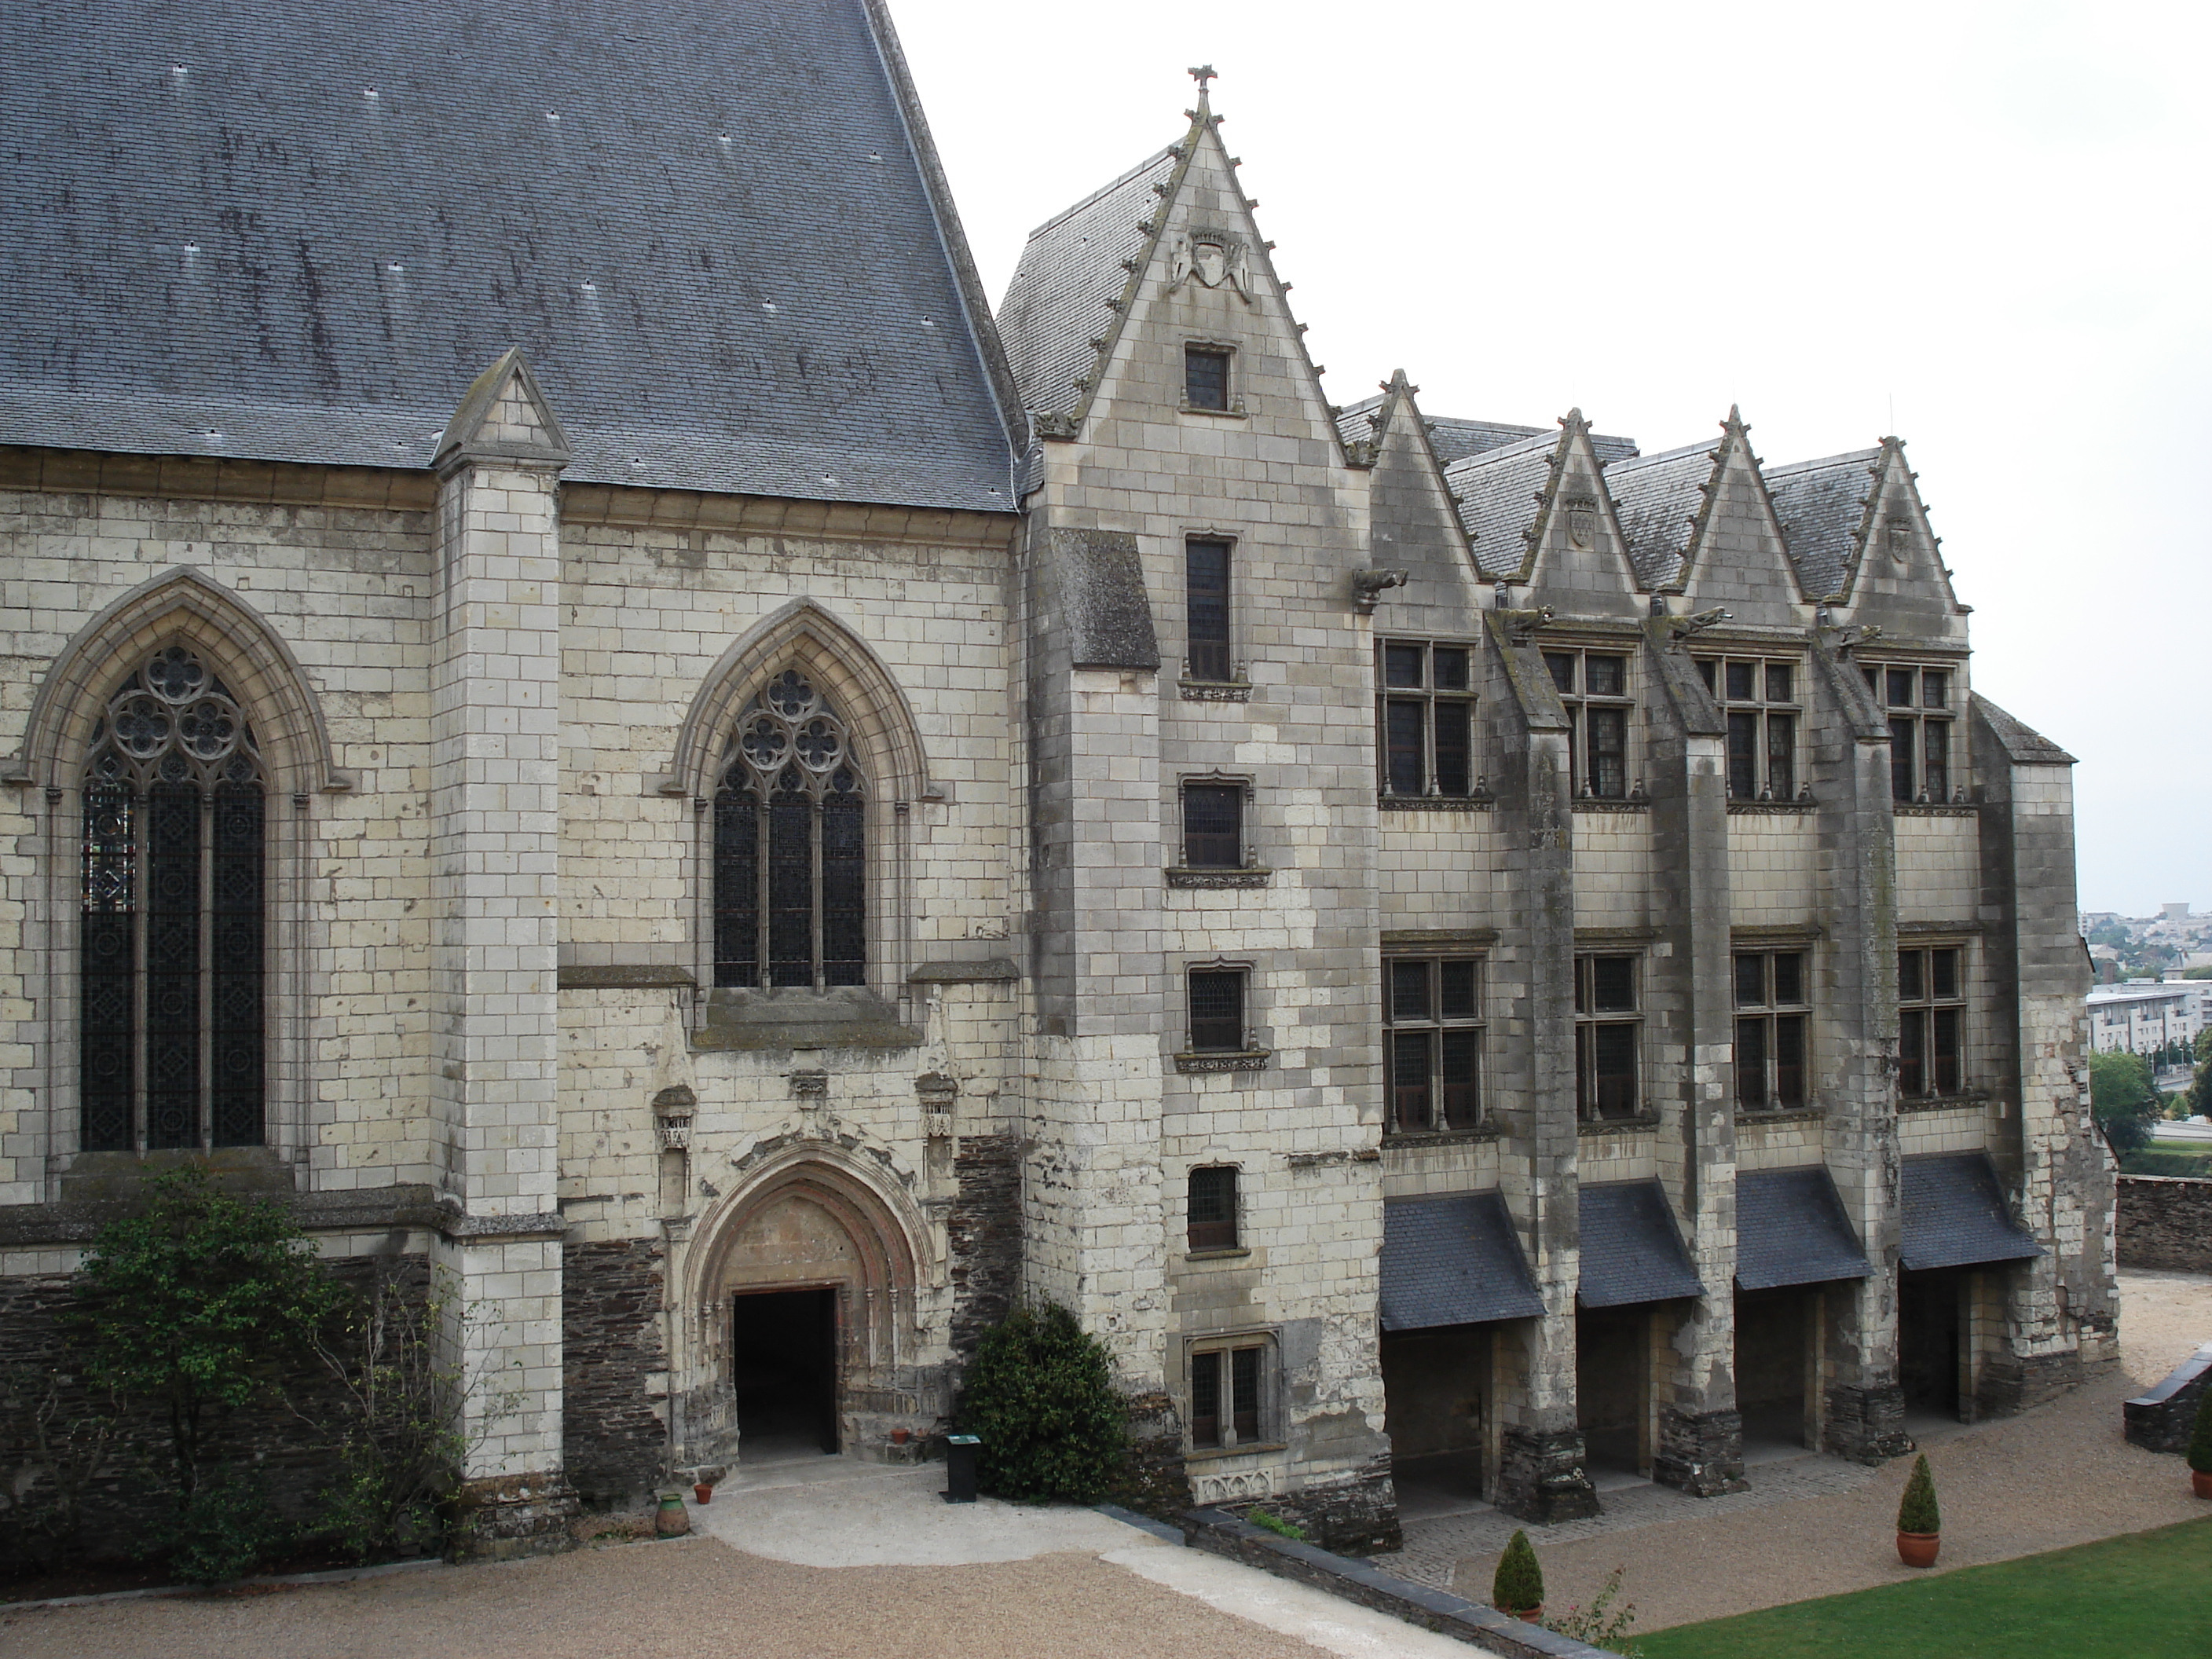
left=712, top=669, right=866, bottom=990
left=79, top=644, right=265, bottom=1151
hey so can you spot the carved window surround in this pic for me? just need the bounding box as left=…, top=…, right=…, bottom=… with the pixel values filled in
left=1179, top=670, right=1252, bottom=702
left=1577, top=1113, right=1660, bottom=1136
left=1574, top=798, right=1650, bottom=815
left=1736, top=1106, right=1825, bottom=1127
left=1727, top=799, right=1818, bottom=816
left=1378, top=793, right=1492, bottom=811
left=1895, top=803, right=1979, bottom=819
left=1166, top=867, right=1272, bottom=889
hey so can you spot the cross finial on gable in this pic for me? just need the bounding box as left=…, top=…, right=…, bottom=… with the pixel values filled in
left=1188, top=64, right=1218, bottom=97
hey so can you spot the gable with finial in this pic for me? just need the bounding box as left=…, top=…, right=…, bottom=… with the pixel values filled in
left=1661, top=407, right=1811, bottom=624
left=1356, top=372, right=1487, bottom=628
left=1812, top=438, right=1969, bottom=638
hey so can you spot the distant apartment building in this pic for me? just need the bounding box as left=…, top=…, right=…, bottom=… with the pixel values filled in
left=2086, top=982, right=2207, bottom=1055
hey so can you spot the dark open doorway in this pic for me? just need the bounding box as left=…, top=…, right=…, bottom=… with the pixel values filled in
left=1576, top=1305, right=1650, bottom=1481
left=732, top=1286, right=840, bottom=1458
left=1898, top=1269, right=1962, bottom=1418
left=1381, top=1323, right=1492, bottom=1517
left=1734, top=1287, right=1811, bottom=1452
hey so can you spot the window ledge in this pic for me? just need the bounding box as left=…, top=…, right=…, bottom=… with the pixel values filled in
left=1895, top=802, right=1979, bottom=818
left=1575, top=797, right=1650, bottom=814
left=1185, top=1247, right=1254, bottom=1262
left=1899, top=1092, right=1990, bottom=1113
left=1727, top=799, right=1818, bottom=815
left=1578, top=1114, right=1659, bottom=1135
left=1382, top=1127, right=1500, bottom=1148
left=1185, top=1441, right=1287, bottom=1463
left=1378, top=793, right=1492, bottom=811
left=1179, top=400, right=1250, bottom=419
left=1737, top=1106, right=1825, bottom=1126
left=693, top=987, right=922, bottom=1053
left=1179, top=677, right=1253, bottom=702
left=1174, top=1049, right=1273, bottom=1074
left=1166, top=866, right=1272, bottom=889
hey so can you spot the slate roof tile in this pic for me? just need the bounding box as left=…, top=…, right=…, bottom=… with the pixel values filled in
left=1735, top=1166, right=1874, bottom=1290
left=1899, top=1152, right=2045, bottom=1272
left=0, top=0, right=1016, bottom=513
left=1578, top=1179, right=1705, bottom=1307
left=1603, top=442, right=1716, bottom=589
left=1442, top=432, right=1562, bottom=578
left=1380, top=1192, right=1546, bottom=1331
left=1766, top=450, right=1881, bottom=602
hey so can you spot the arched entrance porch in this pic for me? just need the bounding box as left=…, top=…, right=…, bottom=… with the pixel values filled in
left=682, top=1154, right=922, bottom=1467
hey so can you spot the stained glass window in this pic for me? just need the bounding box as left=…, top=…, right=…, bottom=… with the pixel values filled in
left=712, top=670, right=867, bottom=991
left=79, top=645, right=264, bottom=1151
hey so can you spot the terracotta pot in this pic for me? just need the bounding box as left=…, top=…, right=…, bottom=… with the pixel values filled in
left=2192, top=1469, right=2212, bottom=1500
left=1506, top=1606, right=1540, bottom=1623
left=1897, top=1529, right=1939, bottom=1569
left=694, top=1482, right=713, bottom=1504
left=892, top=1428, right=912, bottom=1445
left=656, top=1492, right=692, bottom=1538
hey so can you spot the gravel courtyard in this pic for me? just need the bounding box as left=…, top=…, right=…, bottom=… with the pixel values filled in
left=3, top=1271, right=2202, bottom=1656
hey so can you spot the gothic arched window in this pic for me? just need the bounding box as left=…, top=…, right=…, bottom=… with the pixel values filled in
left=79, top=645, right=265, bottom=1152
left=712, top=669, right=866, bottom=990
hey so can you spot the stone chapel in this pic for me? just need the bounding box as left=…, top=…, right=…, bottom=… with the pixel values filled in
left=0, top=0, right=2115, bottom=1554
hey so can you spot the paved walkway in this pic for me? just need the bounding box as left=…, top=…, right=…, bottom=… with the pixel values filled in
left=1379, top=1269, right=2212, bottom=1632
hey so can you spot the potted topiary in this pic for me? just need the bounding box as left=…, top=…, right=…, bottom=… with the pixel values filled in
left=1895, top=1453, right=1940, bottom=1567
left=2189, top=1384, right=2212, bottom=1500
left=1492, top=1528, right=1544, bottom=1621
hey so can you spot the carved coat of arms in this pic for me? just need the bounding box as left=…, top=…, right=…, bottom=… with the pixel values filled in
left=1168, top=230, right=1254, bottom=302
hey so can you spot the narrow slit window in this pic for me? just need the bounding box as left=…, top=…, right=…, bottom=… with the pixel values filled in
left=1186, top=539, right=1233, bottom=683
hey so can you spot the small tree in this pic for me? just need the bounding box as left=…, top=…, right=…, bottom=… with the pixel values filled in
left=958, top=1302, right=1127, bottom=1503
left=75, top=1166, right=344, bottom=1512
left=2089, top=1050, right=2161, bottom=1155
left=1492, top=1527, right=1544, bottom=1615
left=1897, top=1453, right=1940, bottom=1534
left=2188, top=1384, right=2212, bottom=1477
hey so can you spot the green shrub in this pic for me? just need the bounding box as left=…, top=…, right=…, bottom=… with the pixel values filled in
left=2188, top=1386, right=2212, bottom=1476
left=1246, top=1507, right=1307, bottom=1541
left=2121, top=1148, right=2212, bottom=1178
left=1493, top=1527, right=1544, bottom=1614
left=159, top=1467, right=294, bottom=1584
left=958, top=1302, right=1127, bottom=1503
left=1897, top=1453, right=1940, bottom=1533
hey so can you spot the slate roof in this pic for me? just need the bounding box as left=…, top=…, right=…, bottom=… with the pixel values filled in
left=997, top=148, right=1178, bottom=421
left=1899, top=1153, right=2045, bottom=1273
left=1972, top=694, right=2078, bottom=766
left=0, top=0, right=1017, bottom=513
left=1578, top=1180, right=1705, bottom=1307
left=1380, top=1192, right=1546, bottom=1331
left=1766, top=450, right=1881, bottom=602
left=1335, top=399, right=1640, bottom=470
left=1735, top=1166, right=1874, bottom=1291
left=1604, top=441, right=1715, bottom=588
left=1443, top=432, right=1561, bottom=579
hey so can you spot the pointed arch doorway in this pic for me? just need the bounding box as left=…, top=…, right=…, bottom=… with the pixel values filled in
left=692, top=1155, right=921, bottom=1465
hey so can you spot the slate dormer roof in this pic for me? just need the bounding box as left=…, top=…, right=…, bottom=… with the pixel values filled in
left=997, top=148, right=1181, bottom=423
left=0, top=0, right=1019, bottom=514
left=1335, top=399, right=1640, bottom=469
left=1767, top=449, right=1883, bottom=603
left=1443, top=430, right=1562, bottom=579
left=1604, top=440, right=1716, bottom=588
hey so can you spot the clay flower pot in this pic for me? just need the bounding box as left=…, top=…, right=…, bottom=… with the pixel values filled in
left=656, top=1491, right=692, bottom=1537
left=1506, top=1606, right=1541, bottom=1623
left=892, top=1428, right=912, bottom=1445
left=2192, top=1469, right=2212, bottom=1500
left=1896, top=1529, right=1939, bottom=1569
left=693, top=1482, right=713, bottom=1504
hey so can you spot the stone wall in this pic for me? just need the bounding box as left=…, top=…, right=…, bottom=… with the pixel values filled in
left=561, top=1236, right=668, bottom=1507
left=2118, top=1176, right=2212, bottom=1273
left=947, top=1132, right=1021, bottom=1363
left=0, top=1254, right=427, bottom=1568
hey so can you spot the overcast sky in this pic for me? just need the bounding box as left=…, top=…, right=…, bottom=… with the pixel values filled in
left=895, top=0, right=2210, bottom=919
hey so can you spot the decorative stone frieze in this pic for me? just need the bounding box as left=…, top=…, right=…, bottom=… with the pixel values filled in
left=1172, top=1049, right=1272, bottom=1075
left=1165, top=867, right=1271, bottom=889
left=652, top=1085, right=697, bottom=1152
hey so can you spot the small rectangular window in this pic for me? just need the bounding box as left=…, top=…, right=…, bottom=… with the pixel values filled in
left=1377, top=639, right=1480, bottom=798
left=1187, top=1166, right=1239, bottom=1251
left=1188, top=969, right=1246, bottom=1053
left=1574, top=953, right=1641, bottom=1119
left=1734, top=950, right=1811, bottom=1110
left=1887, top=668, right=1916, bottom=707
left=1383, top=955, right=1485, bottom=1133
left=1189, top=1339, right=1271, bottom=1450
left=1186, top=539, right=1232, bottom=683
left=1549, top=646, right=1635, bottom=800
left=1898, top=945, right=1965, bottom=1097
left=1870, top=663, right=1958, bottom=802
left=1185, top=346, right=1232, bottom=411
left=1181, top=783, right=1243, bottom=869
left=1701, top=655, right=1803, bottom=801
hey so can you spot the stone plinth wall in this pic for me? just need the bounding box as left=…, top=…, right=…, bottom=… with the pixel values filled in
left=947, top=1133, right=1021, bottom=1363
left=0, top=1254, right=425, bottom=1568
left=2117, top=1176, right=2212, bottom=1273
left=561, top=1237, right=668, bottom=1507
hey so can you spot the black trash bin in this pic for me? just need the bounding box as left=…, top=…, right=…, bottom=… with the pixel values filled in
left=943, top=1434, right=980, bottom=1503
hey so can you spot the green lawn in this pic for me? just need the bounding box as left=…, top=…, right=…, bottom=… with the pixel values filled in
left=1635, top=1518, right=2212, bottom=1659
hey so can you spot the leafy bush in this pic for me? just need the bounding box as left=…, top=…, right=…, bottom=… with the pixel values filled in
left=2188, top=1385, right=2212, bottom=1477
left=1898, top=1453, right=1940, bottom=1533
left=958, top=1302, right=1127, bottom=1503
left=160, top=1467, right=293, bottom=1584
left=1493, top=1527, right=1544, bottom=1614
left=75, top=1165, right=344, bottom=1532
left=2090, top=1052, right=2162, bottom=1155
left=1246, top=1507, right=1307, bottom=1540
left=2120, top=1148, right=2212, bottom=1179
left=1545, top=1563, right=1642, bottom=1655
